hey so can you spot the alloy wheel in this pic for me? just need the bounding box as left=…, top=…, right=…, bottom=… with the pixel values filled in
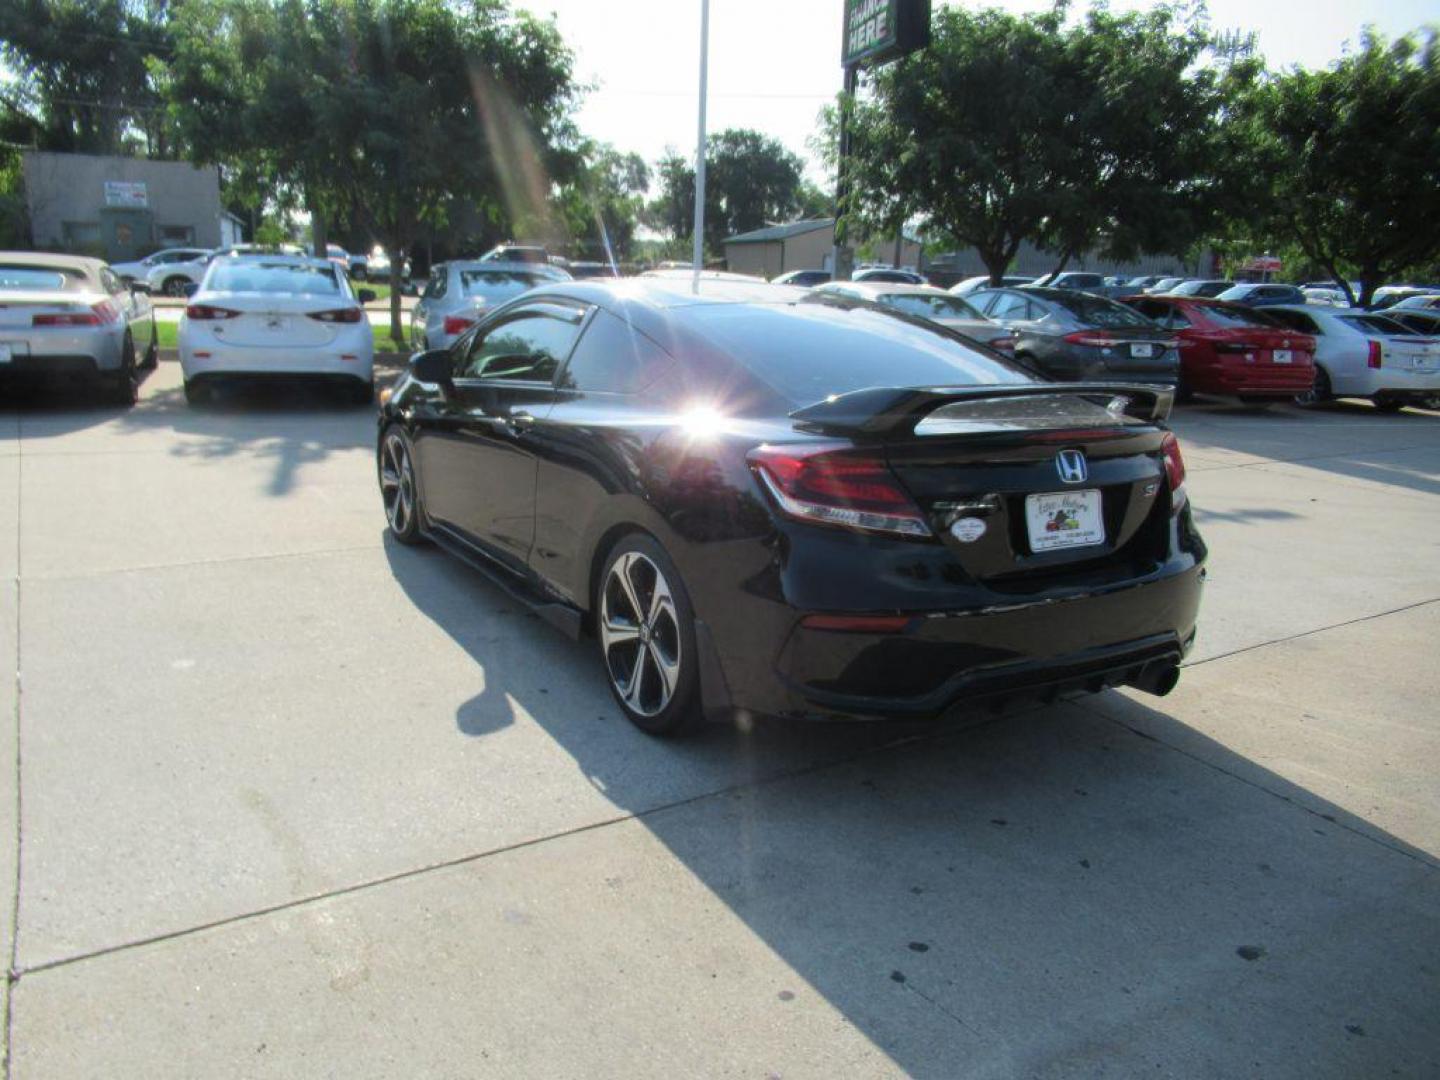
left=600, top=551, right=682, bottom=718
left=379, top=432, right=417, bottom=535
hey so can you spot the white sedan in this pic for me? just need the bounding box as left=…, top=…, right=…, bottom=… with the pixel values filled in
left=177, top=255, right=376, bottom=405
left=1265, top=305, right=1440, bottom=411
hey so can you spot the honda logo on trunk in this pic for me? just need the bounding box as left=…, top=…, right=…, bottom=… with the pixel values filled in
left=1056, top=449, right=1088, bottom=484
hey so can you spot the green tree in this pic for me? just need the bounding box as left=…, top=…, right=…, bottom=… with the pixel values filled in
left=839, top=4, right=1224, bottom=284
left=649, top=128, right=812, bottom=252
left=168, top=0, right=580, bottom=342
left=1223, top=29, right=1440, bottom=306
left=0, top=0, right=177, bottom=156
left=556, top=142, right=650, bottom=261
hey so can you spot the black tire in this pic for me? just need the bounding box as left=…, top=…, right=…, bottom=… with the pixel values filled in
left=1174, top=379, right=1195, bottom=404
left=103, top=335, right=139, bottom=406
left=183, top=379, right=207, bottom=406
left=378, top=425, right=425, bottom=545
left=1295, top=365, right=1332, bottom=408
left=141, top=325, right=159, bottom=369
left=1373, top=398, right=1405, bottom=413
left=162, top=276, right=190, bottom=298
left=348, top=379, right=375, bottom=406
left=596, top=534, right=701, bottom=737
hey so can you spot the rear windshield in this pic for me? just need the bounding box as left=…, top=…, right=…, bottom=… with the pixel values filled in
left=1341, top=315, right=1417, bottom=336
left=0, top=265, right=85, bottom=291
left=690, top=300, right=1034, bottom=406
left=881, top=293, right=984, bottom=321
left=208, top=262, right=341, bottom=294
left=1201, top=304, right=1283, bottom=329
left=1043, top=291, right=1152, bottom=328
left=459, top=270, right=548, bottom=300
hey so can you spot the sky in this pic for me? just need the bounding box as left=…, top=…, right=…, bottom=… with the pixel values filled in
left=518, top=0, right=1440, bottom=184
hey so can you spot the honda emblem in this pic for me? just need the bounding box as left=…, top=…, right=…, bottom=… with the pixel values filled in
left=1056, top=449, right=1088, bottom=484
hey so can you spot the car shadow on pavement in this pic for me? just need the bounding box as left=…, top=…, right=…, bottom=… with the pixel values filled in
left=383, top=534, right=1440, bottom=1078
left=118, top=382, right=376, bottom=497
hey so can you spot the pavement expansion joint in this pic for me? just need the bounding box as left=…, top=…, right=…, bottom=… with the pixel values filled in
left=7, top=725, right=950, bottom=983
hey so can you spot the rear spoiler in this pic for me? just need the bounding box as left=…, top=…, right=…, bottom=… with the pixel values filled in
left=789, top=383, right=1174, bottom=438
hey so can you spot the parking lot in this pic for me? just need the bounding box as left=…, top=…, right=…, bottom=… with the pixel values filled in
left=1, top=361, right=1437, bottom=1077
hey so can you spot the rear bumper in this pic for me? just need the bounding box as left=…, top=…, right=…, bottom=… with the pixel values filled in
left=1354, top=366, right=1440, bottom=398
left=766, top=558, right=1204, bottom=720
left=0, top=329, right=125, bottom=375
left=1184, top=357, right=1314, bottom=395
left=179, top=341, right=374, bottom=382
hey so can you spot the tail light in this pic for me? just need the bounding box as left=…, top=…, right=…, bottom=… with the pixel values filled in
left=1367, top=341, right=1383, bottom=369
left=32, top=301, right=119, bottom=327
left=1064, top=331, right=1126, bottom=347
left=1160, top=433, right=1187, bottom=513
left=307, top=307, right=364, bottom=323
left=185, top=304, right=241, bottom=320
left=748, top=443, right=931, bottom=538
left=443, top=315, right=477, bottom=337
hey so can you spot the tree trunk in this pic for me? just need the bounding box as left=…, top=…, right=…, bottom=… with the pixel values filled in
left=389, top=248, right=405, bottom=347
left=979, top=247, right=1008, bottom=287
left=1356, top=271, right=1383, bottom=309
left=1038, top=248, right=1074, bottom=287
left=310, top=198, right=328, bottom=259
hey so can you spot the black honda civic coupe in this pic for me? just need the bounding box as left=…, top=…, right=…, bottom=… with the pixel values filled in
left=377, top=279, right=1206, bottom=736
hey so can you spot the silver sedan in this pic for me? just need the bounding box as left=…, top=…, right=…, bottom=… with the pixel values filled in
left=410, top=260, right=571, bottom=350
left=0, top=251, right=158, bottom=405
left=811, top=280, right=1015, bottom=350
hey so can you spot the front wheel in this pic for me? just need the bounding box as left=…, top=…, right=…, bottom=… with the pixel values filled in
left=379, top=426, right=424, bottom=544
left=597, top=536, right=701, bottom=736
left=162, top=276, right=191, bottom=297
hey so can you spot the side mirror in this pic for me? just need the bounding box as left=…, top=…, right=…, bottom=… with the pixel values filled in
left=129, top=281, right=152, bottom=295
left=180, top=281, right=200, bottom=298
left=410, top=349, right=453, bottom=387
left=357, top=288, right=377, bottom=304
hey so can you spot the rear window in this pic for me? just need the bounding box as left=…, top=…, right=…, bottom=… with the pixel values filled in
left=880, top=293, right=984, bottom=321
left=1201, top=304, right=1282, bottom=329
left=208, top=262, right=340, bottom=294
left=459, top=270, right=547, bottom=300
left=1341, top=315, right=1417, bottom=336
left=689, top=301, right=1034, bottom=406
left=0, top=265, right=85, bottom=291
left=1265, top=310, right=1320, bottom=334
left=1043, top=291, right=1152, bottom=328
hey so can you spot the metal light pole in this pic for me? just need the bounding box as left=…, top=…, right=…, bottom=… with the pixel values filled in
left=692, top=0, right=710, bottom=294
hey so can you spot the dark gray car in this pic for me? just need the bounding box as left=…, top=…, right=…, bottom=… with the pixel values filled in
left=969, top=286, right=1179, bottom=385
left=1216, top=283, right=1306, bottom=307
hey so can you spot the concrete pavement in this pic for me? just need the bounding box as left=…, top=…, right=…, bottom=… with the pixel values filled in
left=1, top=367, right=1436, bottom=1077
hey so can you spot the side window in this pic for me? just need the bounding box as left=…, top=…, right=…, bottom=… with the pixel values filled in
left=422, top=269, right=447, bottom=301
left=987, top=293, right=1030, bottom=321
left=1153, top=304, right=1191, bottom=330
left=100, top=268, right=125, bottom=296
left=559, top=310, right=674, bottom=394
left=458, top=308, right=584, bottom=383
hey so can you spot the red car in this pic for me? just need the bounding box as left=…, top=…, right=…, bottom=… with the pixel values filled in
left=1123, top=296, right=1316, bottom=403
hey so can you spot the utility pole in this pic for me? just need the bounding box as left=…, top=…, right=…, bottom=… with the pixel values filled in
left=692, top=0, right=710, bottom=294
left=831, top=64, right=858, bottom=282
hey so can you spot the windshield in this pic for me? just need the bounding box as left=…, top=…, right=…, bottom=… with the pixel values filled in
left=1043, top=291, right=1153, bottom=328
left=881, top=293, right=984, bottom=321
left=207, top=262, right=341, bottom=294
left=0, top=265, right=86, bottom=291
left=459, top=270, right=548, bottom=299
left=691, top=300, right=1033, bottom=406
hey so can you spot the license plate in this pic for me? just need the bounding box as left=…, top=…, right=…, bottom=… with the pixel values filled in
left=262, top=317, right=290, bottom=332
left=1026, top=490, right=1105, bottom=552
left=1273, top=349, right=1292, bottom=364
left=0, top=344, right=10, bottom=364
left=1130, top=343, right=1154, bottom=358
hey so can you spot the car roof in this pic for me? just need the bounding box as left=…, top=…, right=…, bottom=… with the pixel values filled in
left=822, top=281, right=951, bottom=298
left=210, top=254, right=335, bottom=269
left=0, top=250, right=106, bottom=275
left=449, top=259, right=568, bottom=276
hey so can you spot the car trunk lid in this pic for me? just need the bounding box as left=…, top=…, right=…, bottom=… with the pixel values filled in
left=193, top=292, right=349, bottom=348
